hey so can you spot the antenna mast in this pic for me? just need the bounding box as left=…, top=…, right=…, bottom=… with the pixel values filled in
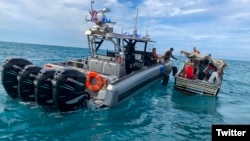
left=91, top=0, right=94, bottom=12
left=146, top=9, right=150, bottom=38
left=133, top=8, right=139, bottom=36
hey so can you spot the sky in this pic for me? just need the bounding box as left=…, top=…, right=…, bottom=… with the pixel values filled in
left=0, top=0, right=250, bottom=61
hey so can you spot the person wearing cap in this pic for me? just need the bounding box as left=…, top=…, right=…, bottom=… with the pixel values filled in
left=162, top=48, right=178, bottom=86
left=163, top=47, right=177, bottom=61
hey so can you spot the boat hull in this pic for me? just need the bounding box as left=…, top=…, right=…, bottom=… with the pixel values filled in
left=174, top=76, right=220, bottom=96
left=104, top=61, right=173, bottom=107
left=1, top=1, right=177, bottom=112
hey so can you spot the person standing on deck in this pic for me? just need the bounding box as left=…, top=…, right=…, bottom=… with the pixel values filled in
left=163, top=47, right=177, bottom=62
left=162, top=47, right=177, bottom=86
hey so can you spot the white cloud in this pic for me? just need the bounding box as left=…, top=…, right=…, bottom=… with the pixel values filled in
left=181, top=8, right=206, bottom=15
left=225, top=12, right=250, bottom=21
left=0, top=0, right=249, bottom=60
left=231, top=0, right=250, bottom=2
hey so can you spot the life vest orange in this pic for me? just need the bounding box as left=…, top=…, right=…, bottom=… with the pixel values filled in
left=86, top=71, right=104, bottom=92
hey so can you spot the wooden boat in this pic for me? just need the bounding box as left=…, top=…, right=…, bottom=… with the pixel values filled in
left=174, top=51, right=227, bottom=96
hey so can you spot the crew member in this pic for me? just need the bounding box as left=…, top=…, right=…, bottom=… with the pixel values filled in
left=163, top=48, right=177, bottom=61
left=150, top=47, right=158, bottom=65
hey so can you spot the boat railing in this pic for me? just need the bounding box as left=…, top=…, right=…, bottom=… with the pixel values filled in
left=92, top=54, right=116, bottom=62
left=66, top=59, right=88, bottom=70
left=87, top=55, right=126, bottom=78
left=175, top=76, right=220, bottom=95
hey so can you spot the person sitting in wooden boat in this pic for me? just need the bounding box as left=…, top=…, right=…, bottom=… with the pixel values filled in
left=190, top=58, right=199, bottom=76
left=185, top=64, right=195, bottom=79
left=178, top=69, right=185, bottom=78
left=197, top=60, right=207, bottom=80
left=174, top=50, right=227, bottom=96
left=203, top=62, right=216, bottom=80
left=208, top=69, right=222, bottom=85
left=190, top=47, right=200, bottom=74
left=192, top=47, right=200, bottom=54
left=204, top=54, right=211, bottom=65
left=193, top=53, right=212, bottom=79
left=178, top=61, right=196, bottom=79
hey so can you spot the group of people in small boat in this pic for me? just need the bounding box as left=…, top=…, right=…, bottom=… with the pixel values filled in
left=178, top=47, right=222, bottom=85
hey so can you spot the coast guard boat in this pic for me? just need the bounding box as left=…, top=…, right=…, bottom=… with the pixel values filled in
left=174, top=51, right=227, bottom=96
left=1, top=1, right=175, bottom=112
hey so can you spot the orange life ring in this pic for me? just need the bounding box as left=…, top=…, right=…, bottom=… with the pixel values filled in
left=86, top=71, right=103, bottom=92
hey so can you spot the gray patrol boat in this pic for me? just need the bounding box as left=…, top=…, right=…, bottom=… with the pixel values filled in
left=1, top=1, right=175, bottom=112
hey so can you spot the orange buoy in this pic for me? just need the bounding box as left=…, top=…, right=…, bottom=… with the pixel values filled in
left=86, top=71, right=103, bottom=92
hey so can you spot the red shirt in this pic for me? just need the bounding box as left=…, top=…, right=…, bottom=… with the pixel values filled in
left=185, top=65, right=194, bottom=79
left=152, top=52, right=158, bottom=59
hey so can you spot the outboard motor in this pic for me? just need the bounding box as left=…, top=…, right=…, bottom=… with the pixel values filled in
left=34, top=68, right=56, bottom=106
left=18, top=65, right=42, bottom=102
left=1, top=58, right=33, bottom=98
left=52, top=68, right=89, bottom=112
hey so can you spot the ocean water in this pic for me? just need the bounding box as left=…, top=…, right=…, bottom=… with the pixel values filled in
left=0, top=41, right=249, bottom=140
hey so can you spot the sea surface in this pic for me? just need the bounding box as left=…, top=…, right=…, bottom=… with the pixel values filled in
left=0, top=41, right=249, bottom=141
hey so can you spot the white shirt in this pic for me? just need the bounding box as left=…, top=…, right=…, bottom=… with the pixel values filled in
left=208, top=71, right=221, bottom=85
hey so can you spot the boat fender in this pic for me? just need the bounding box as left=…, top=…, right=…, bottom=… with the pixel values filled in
left=34, top=68, right=56, bottom=106
left=162, top=75, right=170, bottom=86
left=1, top=58, right=33, bottom=99
left=160, top=64, right=165, bottom=74
left=52, top=68, right=87, bottom=112
left=86, top=71, right=104, bottom=92
left=172, top=66, right=178, bottom=76
left=18, top=65, right=42, bottom=102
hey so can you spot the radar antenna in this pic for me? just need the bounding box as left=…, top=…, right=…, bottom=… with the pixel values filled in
left=133, top=8, right=139, bottom=36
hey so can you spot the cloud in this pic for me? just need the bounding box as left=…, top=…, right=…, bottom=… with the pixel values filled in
left=0, top=0, right=249, bottom=61
left=181, top=8, right=206, bottom=15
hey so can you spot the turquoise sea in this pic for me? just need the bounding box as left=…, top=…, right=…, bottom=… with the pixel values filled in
left=0, top=41, right=249, bottom=140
